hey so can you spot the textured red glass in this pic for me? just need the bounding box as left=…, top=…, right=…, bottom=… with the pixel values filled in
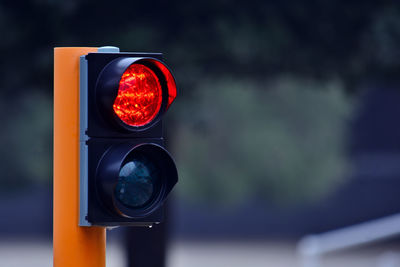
left=113, top=64, right=162, bottom=127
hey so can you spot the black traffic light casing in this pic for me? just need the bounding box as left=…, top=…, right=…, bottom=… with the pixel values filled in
left=79, top=48, right=178, bottom=227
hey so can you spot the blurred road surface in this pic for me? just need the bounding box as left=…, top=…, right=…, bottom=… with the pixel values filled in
left=0, top=240, right=399, bottom=267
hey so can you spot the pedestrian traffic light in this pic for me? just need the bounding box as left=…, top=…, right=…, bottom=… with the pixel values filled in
left=79, top=47, right=178, bottom=227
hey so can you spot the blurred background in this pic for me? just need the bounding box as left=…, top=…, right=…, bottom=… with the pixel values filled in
left=1, top=1, right=400, bottom=266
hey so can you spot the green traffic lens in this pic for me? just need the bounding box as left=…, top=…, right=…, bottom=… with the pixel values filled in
left=114, top=154, right=160, bottom=208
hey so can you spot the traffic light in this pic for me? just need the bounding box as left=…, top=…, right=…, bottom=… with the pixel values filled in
left=79, top=47, right=178, bottom=227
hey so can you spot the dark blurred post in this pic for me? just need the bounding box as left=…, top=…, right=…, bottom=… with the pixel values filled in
left=125, top=204, right=169, bottom=267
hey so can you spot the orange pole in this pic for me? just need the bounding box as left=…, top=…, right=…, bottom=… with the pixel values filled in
left=54, top=47, right=106, bottom=267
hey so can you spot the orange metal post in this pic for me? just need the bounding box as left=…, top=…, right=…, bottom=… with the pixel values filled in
left=54, top=47, right=106, bottom=267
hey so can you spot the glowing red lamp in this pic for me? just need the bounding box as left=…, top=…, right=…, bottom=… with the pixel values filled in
left=113, top=64, right=163, bottom=127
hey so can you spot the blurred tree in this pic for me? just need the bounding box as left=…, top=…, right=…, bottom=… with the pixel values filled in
left=0, top=0, right=399, bottom=199
left=1, top=0, right=399, bottom=94
left=172, top=77, right=353, bottom=204
left=0, top=91, right=52, bottom=190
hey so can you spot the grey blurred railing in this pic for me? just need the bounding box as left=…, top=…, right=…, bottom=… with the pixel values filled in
left=297, top=213, right=400, bottom=267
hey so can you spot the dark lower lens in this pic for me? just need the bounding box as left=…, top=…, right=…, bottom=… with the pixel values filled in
left=114, top=154, right=160, bottom=208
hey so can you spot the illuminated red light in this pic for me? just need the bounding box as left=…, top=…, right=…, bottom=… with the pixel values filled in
left=113, top=64, right=162, bottom=127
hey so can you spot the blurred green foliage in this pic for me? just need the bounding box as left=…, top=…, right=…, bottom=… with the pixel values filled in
left=0, top=91, right=52, bottom=190
left=172, top=77, right=353, bottom=204
left=1, top=1, right=400, bottom=202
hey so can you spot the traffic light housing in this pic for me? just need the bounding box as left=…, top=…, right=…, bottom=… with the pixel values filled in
left=79, top=47, right=178, bottom=227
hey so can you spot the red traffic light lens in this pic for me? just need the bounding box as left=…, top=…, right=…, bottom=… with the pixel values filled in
left=113, top=64, right=163, bottom=127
